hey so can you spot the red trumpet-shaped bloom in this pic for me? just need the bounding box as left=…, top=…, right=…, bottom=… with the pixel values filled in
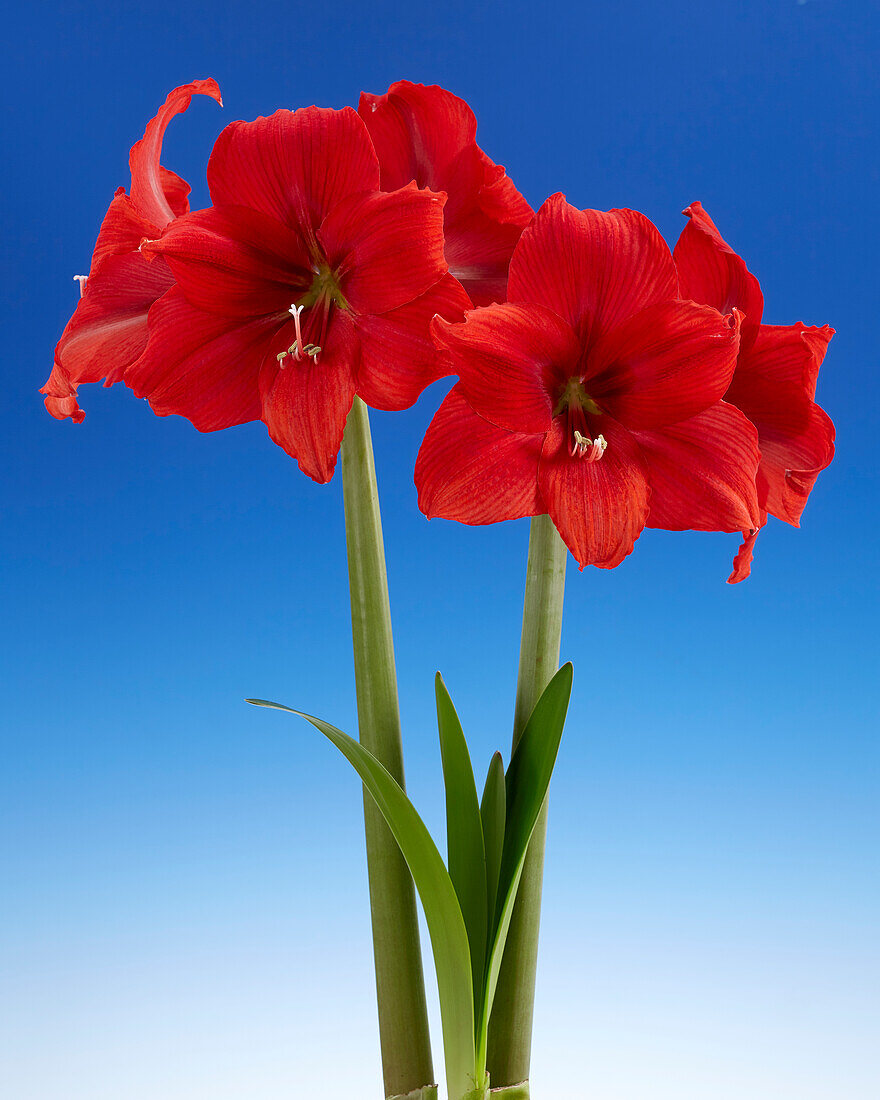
left=673, top=202, right=835, bottom=581
left=359, top=81, right=532, bottom=306
left=41, top=79, right=223, bottom=422
left=128, top=105, right=469, bottom=483
left=416, top=194, right=762, bottom=571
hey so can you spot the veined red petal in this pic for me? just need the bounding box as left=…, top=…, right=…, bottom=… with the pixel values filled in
left=358, top=81, right=477, bottom=196
left=633, top=403, right=761, bottom=533
left=259, top=310, right=359, bottom=483
left=431, top=303, right=579, bottom=435
left=126, top=286, right=273, bottom=430
left=208, top=106, right=379, bottom=249
left=538, top=415, right=650, bottom=570
left=727, top=323, right=835, bottom=526
left=129, top=79, right=222, bottom=229
left=415, top=386, right=544, bottom=523
left=508, top=195, right=678, bottom=346
left=733, top=322, right=834, bottom=399
left=359, top=82, right=532, bottom=306
left=588, top=301, right=741, bottom=429
left=144, top=204, right=311, bottom=317
left=318, top=184, right=448, bottom=314
left=673, top=201, right=764, bottom=351
left=354, top=274, right=470, bottom=411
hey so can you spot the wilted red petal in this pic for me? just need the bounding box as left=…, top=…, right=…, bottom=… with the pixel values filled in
left=633, top=403, right=761, bottom=533
left=508, top=195, right=678, bottom=346
left=354, top=274, right=470, bottom=411
left=431, top=303, right=579, bottom=435
left=538, top=415, right=650, bottom=569
left=727, top=323, right=835, bottom=525
left=415, top=386, right=544, bottom=523
left=129, top=79, right=222, bottom=230
left=587, top=300, right=741, bottom=429
left=673, top=201, right=764, bottom=351
left=208, top=106, right=379, bottom=248
left=259, top=310, right=359, bottom=483
left=144, top=204, right=310, bottom=317
left=126, top=286, right=273, bottom=430
left=318, top=184, right=448, bottom=314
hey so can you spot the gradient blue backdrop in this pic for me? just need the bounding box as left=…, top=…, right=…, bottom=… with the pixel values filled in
left=3, top=2, right=877, bottom=1097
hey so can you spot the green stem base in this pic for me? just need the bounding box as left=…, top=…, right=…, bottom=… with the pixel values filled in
left=388, top=1087, right=439, bottom=1100
left=490, top=1084, right=530, bottom=1099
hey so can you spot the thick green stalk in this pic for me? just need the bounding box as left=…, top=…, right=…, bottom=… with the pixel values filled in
left=486, top=514, right=567, bottom=1091
left=341, top=397, right=435, bottom=1098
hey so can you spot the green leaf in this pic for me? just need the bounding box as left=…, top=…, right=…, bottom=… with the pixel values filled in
left=477, top=663, right=573, bottom=1047
left=246, top=698, right=478, bottom=1100
left=480, top=751, right=506, bottom=947
left=435, top=673, right=489, bottom=1015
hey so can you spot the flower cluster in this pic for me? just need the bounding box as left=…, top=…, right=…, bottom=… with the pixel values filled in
left=44, top=79, right=834, bottom=580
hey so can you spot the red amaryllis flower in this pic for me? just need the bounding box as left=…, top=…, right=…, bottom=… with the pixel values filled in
left=127, top=105, right=469, bottom=483
left=358, top=81, right=532, bottom=306
left=41, top=80, right=223, bottom=422
left=416, top=194, right=762, bottom=571
left=674, top=201, right=835, bottom=582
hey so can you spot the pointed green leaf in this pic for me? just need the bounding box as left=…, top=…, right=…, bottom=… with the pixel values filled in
left=246, top=698, right=478, bottom=1100
left=435, top=673, right=489, bottom=1014
left=480, top=751, right=506, bottom=945
left=477, top=663, right=573, bottom=1046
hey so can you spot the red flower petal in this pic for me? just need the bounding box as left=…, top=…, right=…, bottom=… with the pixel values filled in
left=359, top=81, right=477, bottom=196
left=673, top=201, right=764, bottom=351
left=431, top=302, right=580, bottom=435
left=144, top=204, right=311, bottom=317
left=728, top=525, right=762, bottom=584
left=587, top=300, right=741, bottom=429
left=207, top=106, right=379, bottom=248
left=358, top=82, right=532, bottom=306
left=126, top=286, right=273, bottom=430
left=415, top=386, right=544, bottom=523
left=354, top=274, right=470, bottom=411
left=318, top=184, right=448, bottom=315
left=632, top=403, right=761, bottom=532
left=41, top=252, right=176, bottom=420
left=259, top=311, right=359, bottom=483
left=538, top=415, right=650, bottom=570
left=129, top=79, right=222, bottom=230
left=90, top=190, right=157, bottom=272
left=727, top=323, right=835, bottom=525
left=508, top=195, right=678, bottom=346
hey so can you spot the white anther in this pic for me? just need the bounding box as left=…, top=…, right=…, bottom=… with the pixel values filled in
left=586, top=433, right=608, bottom=462
left=73, top=275, right=88, bottom=297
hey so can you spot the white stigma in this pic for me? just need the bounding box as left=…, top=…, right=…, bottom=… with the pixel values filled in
left=73, top=275, right=88, bottom=297
left=287, top=303, right=321, bottom=364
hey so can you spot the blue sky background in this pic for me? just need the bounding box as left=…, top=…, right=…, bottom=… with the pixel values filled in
left=3, top=1, right=878, bottom=1097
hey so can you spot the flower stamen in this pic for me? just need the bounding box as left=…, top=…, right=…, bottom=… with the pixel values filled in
left=571, top=429, right=607, bottom=462
left=73, top=275, right=88, bottom=297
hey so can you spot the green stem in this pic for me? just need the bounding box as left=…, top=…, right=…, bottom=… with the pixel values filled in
left=486, top=514, right=567, bottom=1089
left=341, top=397, right=435, bottom=1098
